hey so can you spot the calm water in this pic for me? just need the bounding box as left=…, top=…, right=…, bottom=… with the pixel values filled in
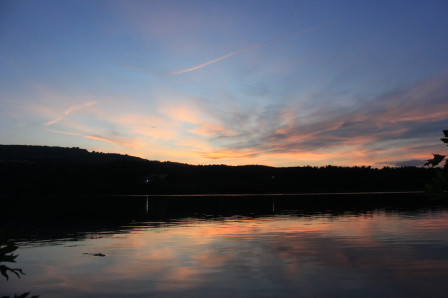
left=2, top=195, right=448, bottom=297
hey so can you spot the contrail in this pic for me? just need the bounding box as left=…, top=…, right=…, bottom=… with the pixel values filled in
left=45, top=101, right=98, bottom=126
left=168, top=26, right=317, bottom=76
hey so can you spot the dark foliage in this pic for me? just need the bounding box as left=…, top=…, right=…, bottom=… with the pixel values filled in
left=424, top=130, right=448, bottom=195
left=0, top=145, right=438, bottom=195
left=0, top=231, right=39, bottom=298
left=0, top=237, right=22, bottom=281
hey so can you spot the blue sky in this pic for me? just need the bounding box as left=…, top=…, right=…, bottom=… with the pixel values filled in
left=1, top=0, right=448, bottom=166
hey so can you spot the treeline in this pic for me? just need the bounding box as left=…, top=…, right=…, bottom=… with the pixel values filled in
left=0, top=145, right=438, bottom=195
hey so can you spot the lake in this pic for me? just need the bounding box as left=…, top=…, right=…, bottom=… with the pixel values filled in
left=2, top=194, right=448, bottom=297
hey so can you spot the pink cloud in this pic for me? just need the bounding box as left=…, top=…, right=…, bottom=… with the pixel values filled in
left=48, top=129, right=132, bottom=146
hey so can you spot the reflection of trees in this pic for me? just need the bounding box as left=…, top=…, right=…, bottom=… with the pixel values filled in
left=1, top=231, right=39, bottom=298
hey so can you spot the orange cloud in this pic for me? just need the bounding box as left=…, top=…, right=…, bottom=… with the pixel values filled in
left=189, top=122, right=234, bottom=137
left=48, top=129, right=132, bottom=146
left=158, top=101, right=202, bottom=124
left=199, top=150, right=260, bottom=160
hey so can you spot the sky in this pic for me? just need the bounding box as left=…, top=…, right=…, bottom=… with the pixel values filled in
left=1, top=0, right=448, bottom=167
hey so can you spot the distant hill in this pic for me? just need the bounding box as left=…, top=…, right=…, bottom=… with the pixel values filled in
left=0, top=145, right=146, bottom=164
left=0, top=145, right=438, bottom=195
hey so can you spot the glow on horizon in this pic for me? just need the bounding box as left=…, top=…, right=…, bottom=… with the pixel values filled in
left=1, top=1, right=448, bottom=167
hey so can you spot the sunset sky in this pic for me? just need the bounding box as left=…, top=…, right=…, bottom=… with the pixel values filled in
left=1, top=0, right=448, bottom=167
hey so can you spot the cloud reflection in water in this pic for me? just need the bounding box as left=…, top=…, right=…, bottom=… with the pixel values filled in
left=3, top=209, right=448, bottom=297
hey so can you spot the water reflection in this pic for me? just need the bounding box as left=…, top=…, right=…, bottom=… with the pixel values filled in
left=1, top=196, right=448, bottom=297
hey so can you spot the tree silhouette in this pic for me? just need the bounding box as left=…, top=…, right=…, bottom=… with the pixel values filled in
left=424, top=130, right=448, bottom=168
left=0, top=237, right=23, bottom=280
left=424, top=130, right=448, bottom=195
left=0, top=231, right=39, bottom=298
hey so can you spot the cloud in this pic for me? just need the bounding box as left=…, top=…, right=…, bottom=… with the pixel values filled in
left=194, top=73, right=448, bottom=165
left=45, top=101, right=98, bottom=126
left=376, top=159, right=426, bottom=167
left=14, top=71, right=448, bottom=167
left=199, top=150, right=260, bottom=160
left=48, top=129, right=132, bottom=146
left=167, top=27, right=317, bottom=76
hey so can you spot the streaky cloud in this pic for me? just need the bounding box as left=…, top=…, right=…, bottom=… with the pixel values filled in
left=199, top=150, right=260, bottom=160
left=376, top=159, right=426, bottom=167
left=167, top=26, right=318, bottom=76
left=199, top=73, right=448, bottom=165
left=48, top=129, right=130, bottom=146
left=45, top=101, right=98, bottom=126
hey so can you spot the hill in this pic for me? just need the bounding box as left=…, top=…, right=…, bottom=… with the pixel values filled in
left=0, top=145, right=146, bottom=164
left=0, top=145, right=437, bottom=195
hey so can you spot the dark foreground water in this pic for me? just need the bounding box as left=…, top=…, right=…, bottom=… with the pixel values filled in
left=2, top=194, right=448, bottom=297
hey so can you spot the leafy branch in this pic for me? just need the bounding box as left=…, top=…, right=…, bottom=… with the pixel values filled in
left=0, top=240, right=24, bottom=281
left=0, top=233, right=40, bottom=298
left=424, top=130, right=448, bottom=195
left=424, top=130, right=448, bottom=168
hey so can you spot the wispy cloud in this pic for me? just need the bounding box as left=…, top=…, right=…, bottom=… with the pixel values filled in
left=48, top=129, right=131, bottom=146
left=376, top=159, right=427, bottom=167
left=167, top=27, right=317, bottom=76
left=18, top=71, right=448, bottom=167
left=193, top=73, right=448, bottom=165
left=45, top=101, right=98, bottom=126
left=199, top=149, right=261, bottom=160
